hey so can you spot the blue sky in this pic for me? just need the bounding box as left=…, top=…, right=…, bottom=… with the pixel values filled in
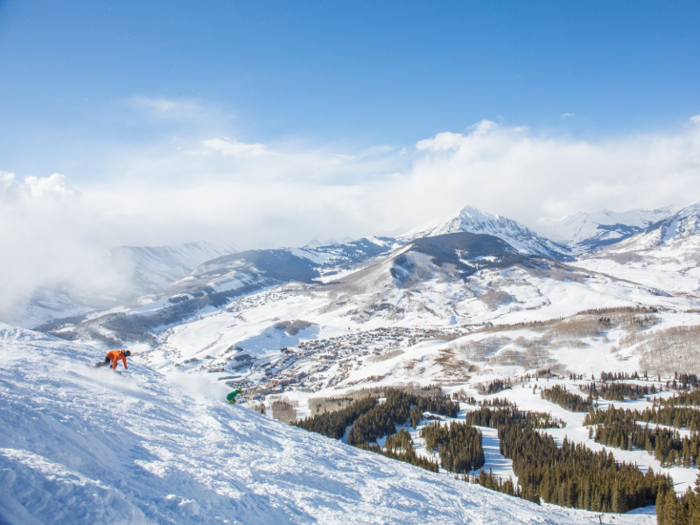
left=0, top=0, right=699, bottom=289
left=1, top=1, right=699, bottom=179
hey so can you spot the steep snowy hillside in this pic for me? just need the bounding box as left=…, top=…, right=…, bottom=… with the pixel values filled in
left=536, top=207, right=675, bottom=253
left=401, top=205, right=569, bottom=259
left=0, top=324, right=589, bottom=525
left=292, top=236, right=395, bottom=273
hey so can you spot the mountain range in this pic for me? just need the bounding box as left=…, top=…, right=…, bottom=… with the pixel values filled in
left=23, top=202, right=700, bottom=336
left=536, top=206, right=677, bottom=253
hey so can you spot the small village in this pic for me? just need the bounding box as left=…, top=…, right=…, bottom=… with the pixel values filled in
left=214, top=325, right=471, bottom=400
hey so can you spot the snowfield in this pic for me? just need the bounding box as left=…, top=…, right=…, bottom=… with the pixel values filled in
left=0, top=324, right=616, bottom=525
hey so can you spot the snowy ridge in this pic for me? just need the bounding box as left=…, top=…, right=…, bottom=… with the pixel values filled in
left=537, top=207, right=676, bottom=253
left=287, top=236, right=395, bottom=269
left=400, top=206, right=570, bottom=259
left=599, top=202, right=700, bottom=254
left=0, top=324, right=584, bottom=525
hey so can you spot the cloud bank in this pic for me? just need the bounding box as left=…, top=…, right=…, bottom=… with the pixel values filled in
left=2, top=114, right=700, bottom=322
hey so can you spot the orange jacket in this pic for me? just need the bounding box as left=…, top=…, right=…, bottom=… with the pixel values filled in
left=106, top=350, right=128, bottom=370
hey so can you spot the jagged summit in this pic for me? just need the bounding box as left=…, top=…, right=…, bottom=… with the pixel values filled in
left=400, top=205, right=570, bottom=259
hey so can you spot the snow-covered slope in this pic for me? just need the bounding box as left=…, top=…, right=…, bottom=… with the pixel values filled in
left=537, top=207, right=676, bottom=253
left=0, top=324, right=585, bottom=525
left=401, top=206, right=569, bottom=259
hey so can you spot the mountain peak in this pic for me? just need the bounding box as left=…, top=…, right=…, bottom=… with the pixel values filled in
left=400, top=205, right=569, bottom=259
left=454, top=205, right=500, bottom=220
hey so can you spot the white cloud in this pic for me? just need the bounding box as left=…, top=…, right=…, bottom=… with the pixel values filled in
left=395, top=120, right=700, bottom=230
left=691, top=115, right=700, bottom=124
left=130, top=97, right=210, bottom=122
left=101, top=118, right=700, bottom=246
left=0, top=173, right=107, bottom=321
left=0, top=171, right=21, bottom=203
left=24, top=173, right=80, bottom=200
left=561, top=112, right=576, bottom=119
left=416, top=131, right=464, bottom=152
left=201, top=137, right=271, bottom=159
left=415, top=121, right=502, bottom=152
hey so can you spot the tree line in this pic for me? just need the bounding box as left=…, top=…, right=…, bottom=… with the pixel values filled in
left=293, top=396, right=377, bottom=439
left=477, top=378, right=512, bottom=395
left=294, top=389, right=458, bottom=472
left=295, top=391, right=677, bottom=514
left=584, top=406, right=700, bottom=467
left=610, top=403, right=700, bottom=432
left=540, top=385, right=592, bottom=412
left=465, top=406, right=565, bottom=429
left=420, top=421, right=485, bottom=473
left=466, top=406, right=672, bottom=512
left=659, top=389, right=700, bottom=407
left=656, top=475, right=700, bottom=525
left=356, top=429, right=439, bottom=472
left=599, top=371, right=641, bottom=382
left=581, top=381, right=657, bottom=401
left=461, top=468, right=521, bottom=498
left=672, top=373, right=700, bottom=391
left=478, top=397, right=516, bottom=408
left=499, top=422, right=672, bottom=512
left=347, top=390, right=458, bottom=446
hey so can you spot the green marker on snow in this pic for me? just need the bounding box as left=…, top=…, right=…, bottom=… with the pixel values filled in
left=227, top=388, right=242, bottom=404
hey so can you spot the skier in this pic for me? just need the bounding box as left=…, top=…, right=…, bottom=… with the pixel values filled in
left=227, top=388, right=242, bottom=404
left=96, top=349, right=131, bottom=371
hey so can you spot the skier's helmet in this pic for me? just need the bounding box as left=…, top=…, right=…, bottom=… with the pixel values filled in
left=125, top=350, right=132, bottom=357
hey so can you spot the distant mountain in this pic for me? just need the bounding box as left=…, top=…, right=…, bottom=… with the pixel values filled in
left=18, top=241, right=238, bottom=330
left=385, top=231, right=536, bottom=298
left=54, top=237, right=396, bottom=341
left=599, top=202, right=700, bottom=254
left=169, top=236, right=396, bottom=297
left=400, top=205, right=569, bottom=259
left=105, top=240, right=238, bottom=295
left=536, top=207, right=676, bottom=253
